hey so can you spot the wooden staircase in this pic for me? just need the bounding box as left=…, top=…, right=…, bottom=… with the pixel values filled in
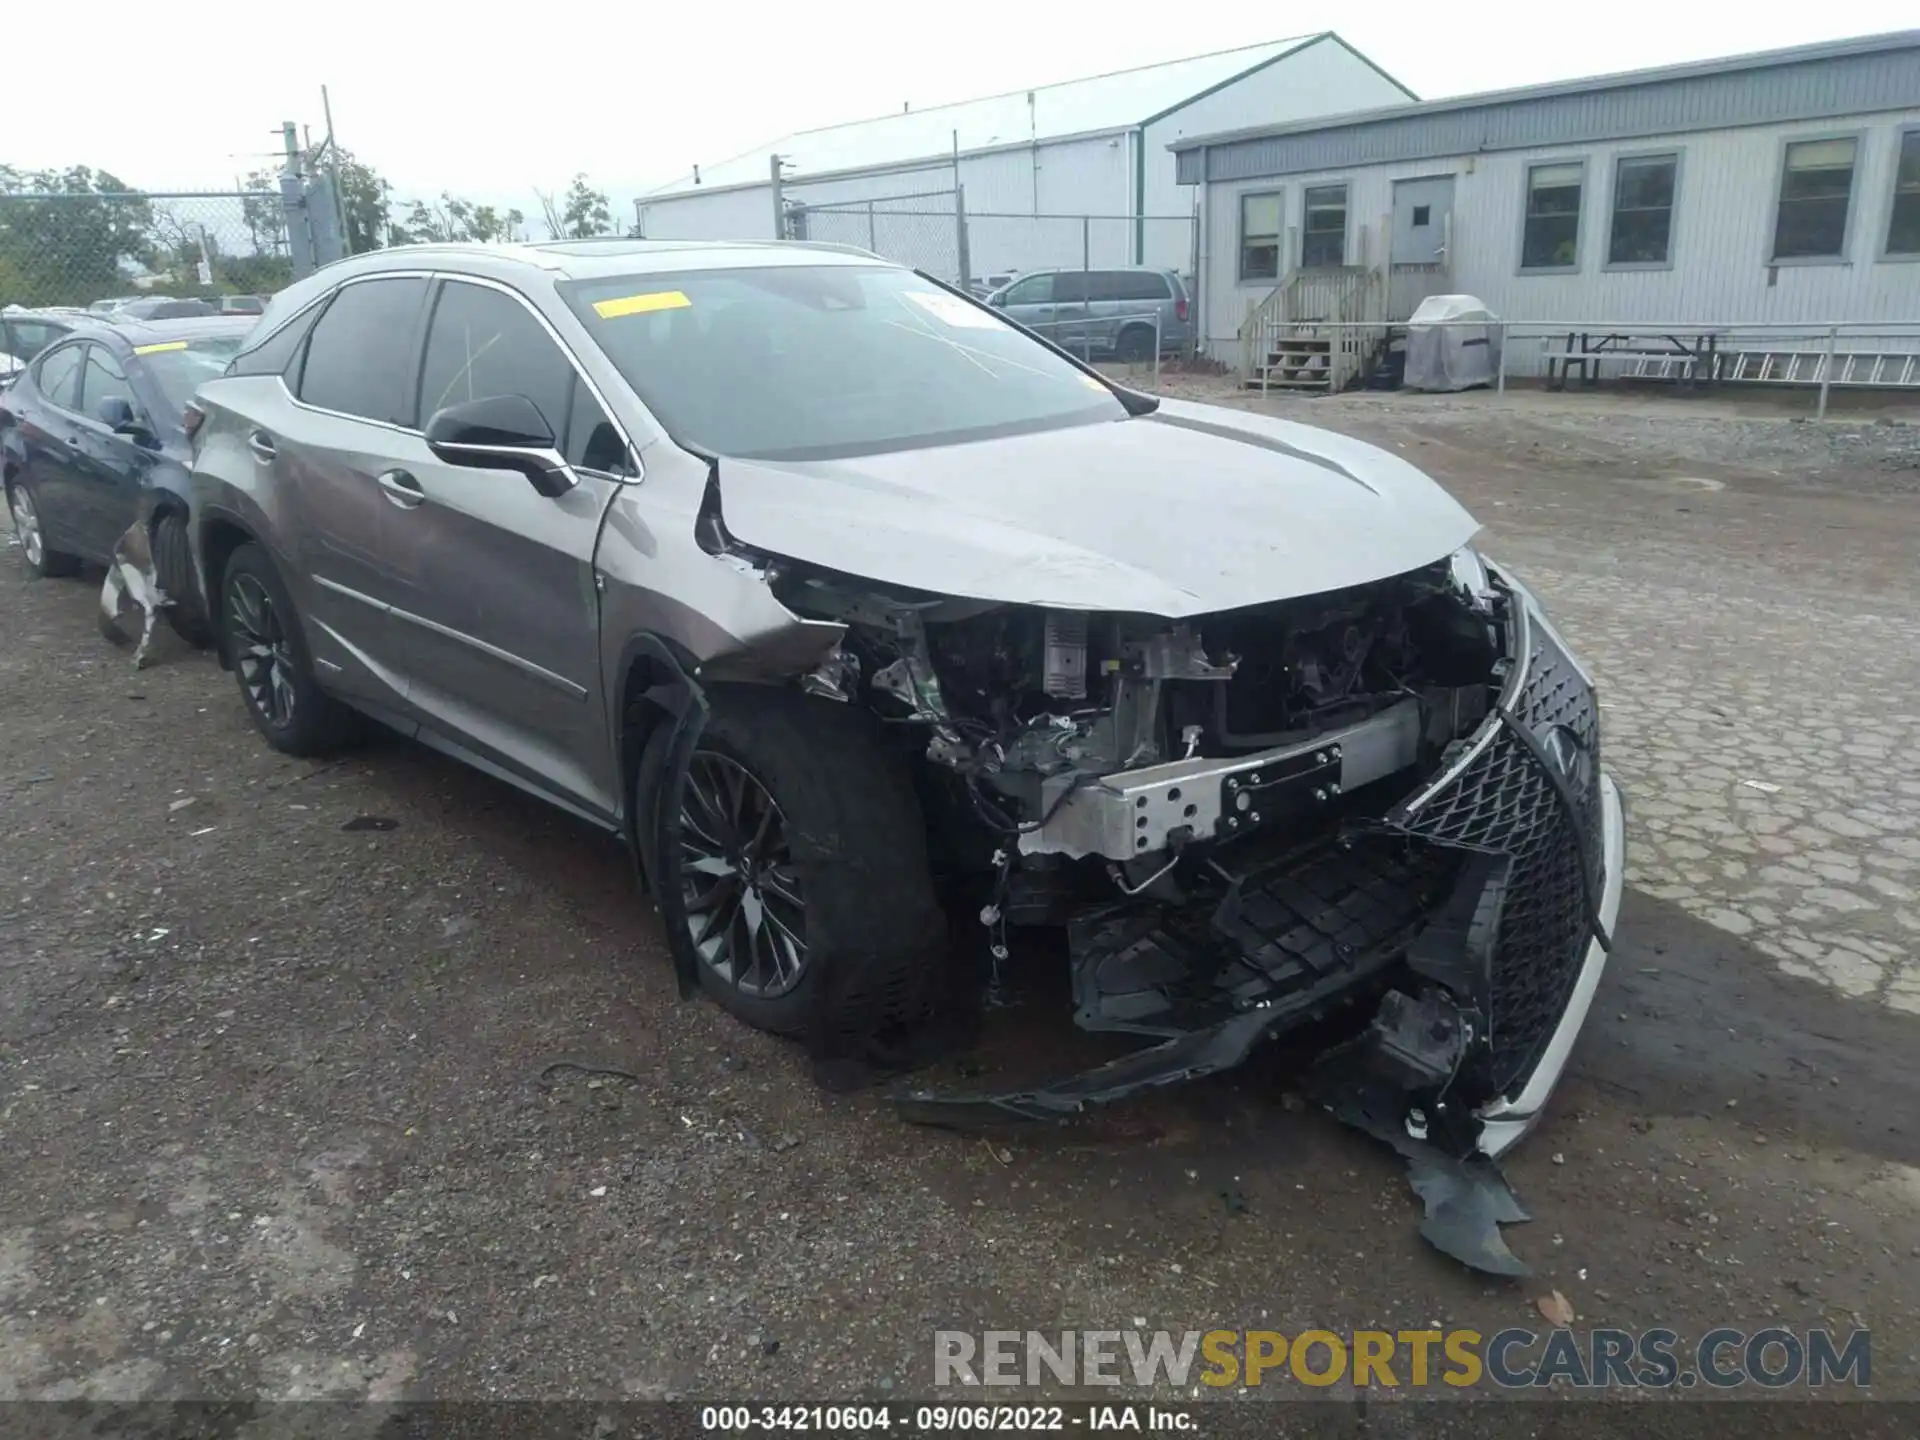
left=1239, top=267, right=1385, bottom=394
left=1236, top=220, right=1414, bottom=396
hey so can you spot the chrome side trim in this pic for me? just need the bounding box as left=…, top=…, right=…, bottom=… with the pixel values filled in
left=312, top=574, right=387, bottom=610
left=311, top=574, right=587, bottom=701
left=388, top=605, right=589, bottom=700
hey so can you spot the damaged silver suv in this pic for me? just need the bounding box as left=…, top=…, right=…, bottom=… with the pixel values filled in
left=186, top=240, right=1624, bottom=1174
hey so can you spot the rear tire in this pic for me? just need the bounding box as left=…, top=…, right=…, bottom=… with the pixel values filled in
left=7, top=479, right=81, bottom=578
left=153, top=510, right=211, bottom=646
left=644, top=685, right=949, bottom=1041
left=1116, top=325, right=1156, bottom=363
left=218, top=542, right=359, bottom=756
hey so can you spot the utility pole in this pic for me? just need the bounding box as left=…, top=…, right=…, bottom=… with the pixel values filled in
left=321, top=84, right=352, bottom=254
left=769, top=153, right=791, bottom=240
left=279, top=122, right=316, bottom=278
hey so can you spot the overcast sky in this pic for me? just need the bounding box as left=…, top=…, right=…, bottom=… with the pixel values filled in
left=5, top=3, right=1912, bottom=225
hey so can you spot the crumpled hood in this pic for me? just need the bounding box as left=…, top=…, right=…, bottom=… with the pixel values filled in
left=712, top=396, right=1480, bottom=616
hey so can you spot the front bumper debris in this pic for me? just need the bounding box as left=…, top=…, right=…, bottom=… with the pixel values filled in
left=896, top=590, right=1626, bottom=1275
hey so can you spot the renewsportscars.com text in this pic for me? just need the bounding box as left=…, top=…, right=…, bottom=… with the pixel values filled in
left=934, top=1327, right=1870, bottom=1390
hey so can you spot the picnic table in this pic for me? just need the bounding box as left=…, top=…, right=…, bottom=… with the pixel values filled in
left=1543, top=329, right=1723, bottom=391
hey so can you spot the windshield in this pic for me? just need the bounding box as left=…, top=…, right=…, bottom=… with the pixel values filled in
left=558, top=265, right=1125, bottom=461
left=143, top=337, right=245, bottom=415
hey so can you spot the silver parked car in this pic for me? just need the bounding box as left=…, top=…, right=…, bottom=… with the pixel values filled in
left=987, top=266, right=1192, bottom=360
left=185, top=240, right=1622, bottom=1184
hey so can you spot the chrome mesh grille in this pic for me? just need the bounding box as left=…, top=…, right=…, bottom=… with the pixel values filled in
left=1397, top=613, right=1603, bottom=1093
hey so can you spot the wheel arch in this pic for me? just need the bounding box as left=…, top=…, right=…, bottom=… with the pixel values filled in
left=614, top=631, right=712, bottom=997
left=195, top=507, right=268, bottom=670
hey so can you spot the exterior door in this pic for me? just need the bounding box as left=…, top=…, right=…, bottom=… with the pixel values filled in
left=996, top=271, right=1057, bottom=340
left=382, top=277, right=627, bottom=820
left=66, top=343, right=154, bottom=555
left=10, top=340, right=90, bottom=557
left=271, top=274, right=433, bottom=708
left=1391, top=176, right=1456, bottom=266
left=1048, top=270, right=1094, bottom=356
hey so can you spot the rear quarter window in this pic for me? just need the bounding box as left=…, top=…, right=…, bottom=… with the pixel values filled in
left=226, top=300, right=327, bottom=380
left=1100, top=271, right=1173, bottom=302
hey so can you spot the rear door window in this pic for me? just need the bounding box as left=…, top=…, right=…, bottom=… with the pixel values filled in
left=296, top=276, right=430, bottom=425
left=1051, top=272, right=1089, bottom=303
left=32, top=342, right=85, bottom=411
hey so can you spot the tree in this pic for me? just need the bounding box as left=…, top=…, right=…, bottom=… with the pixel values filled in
left=562, top=174, right=611, bottom=239
left=393, top=193, right=526, bottom=245
left=0, top=165, right=154, bottom=307
left=536, top=175, right=612, bottom=240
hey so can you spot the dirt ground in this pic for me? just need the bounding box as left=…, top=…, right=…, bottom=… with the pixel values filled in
left=3, top=381, right=1919, bottom=1420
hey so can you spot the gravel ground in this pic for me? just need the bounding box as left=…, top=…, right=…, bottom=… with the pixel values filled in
left=3, top=384, right=1919, bottom=1419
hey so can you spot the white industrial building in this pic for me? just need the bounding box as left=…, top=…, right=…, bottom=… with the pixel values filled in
left=635, top=33, right=1416, bottom=282
left=1171, top=31, right=1920, bottom=388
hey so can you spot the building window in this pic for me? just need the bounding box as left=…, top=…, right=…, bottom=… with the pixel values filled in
left=1607, top=153, right=1678, bottom=266
left=1521, top=161, right=1584, bottom=271
left=1239, top=192, right=1282, bottom=282
left=1888, top=130, right=1920, bottom=257
left=1411, top=205, right=1430, bottom=227
left=1301, top=184, right=1347, bottom=267
left=1773, top=137, right=1856, bottom=260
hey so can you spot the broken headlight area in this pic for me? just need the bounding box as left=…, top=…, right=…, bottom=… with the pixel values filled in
left=772, top=551, right=1610, bottom=1272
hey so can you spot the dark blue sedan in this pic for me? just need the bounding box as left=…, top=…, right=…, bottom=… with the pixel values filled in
left=2, top=314, right=255, bottom=640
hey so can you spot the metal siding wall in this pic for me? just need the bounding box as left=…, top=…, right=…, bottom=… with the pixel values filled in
left=1031, top=135, right=1133, bottom=216
left=788, top=165, right=956, bottom=208
left=1145, top=40, right=1416, bottom=267
left=957, top=149, right=1041, bottom=215
left=1199, top=108, right=1920, bottom=362
left=1198, top=49, right=1920, bottom=182
left=636, top=185, right=775, bottom=240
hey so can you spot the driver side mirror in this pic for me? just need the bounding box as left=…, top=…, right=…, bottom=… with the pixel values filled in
left=988, top=294, right=1006, bottom=308
left=424, top=393, right=578, bottom=499
left=97, top=394, right=156, bottom=445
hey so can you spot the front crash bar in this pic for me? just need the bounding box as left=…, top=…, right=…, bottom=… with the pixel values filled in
left=1016, top=698, right=1424, bottom=861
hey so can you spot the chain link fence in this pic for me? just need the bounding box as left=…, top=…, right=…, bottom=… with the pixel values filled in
left=789, top=190, right=962, bottom=281
left=0, top=190, right=298, bottom=311
left=780, top=193, right=1197, bottom=306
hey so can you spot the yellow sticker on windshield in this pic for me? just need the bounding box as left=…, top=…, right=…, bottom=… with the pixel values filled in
left=593, top=290, right=692, bottom=319
left=133, top=340, right=190, bottom=355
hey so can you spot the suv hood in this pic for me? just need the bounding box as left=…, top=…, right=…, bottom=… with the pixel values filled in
left=712, top=397, right=1479, bottom=617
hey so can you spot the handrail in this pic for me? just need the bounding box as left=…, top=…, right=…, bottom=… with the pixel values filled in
left=1261, top=318, right=1920, bottom=333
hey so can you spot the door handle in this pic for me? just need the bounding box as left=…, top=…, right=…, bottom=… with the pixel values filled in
left=247, top=429, right=277, bottom=462
left=377, top=469, right=426, bottom=509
